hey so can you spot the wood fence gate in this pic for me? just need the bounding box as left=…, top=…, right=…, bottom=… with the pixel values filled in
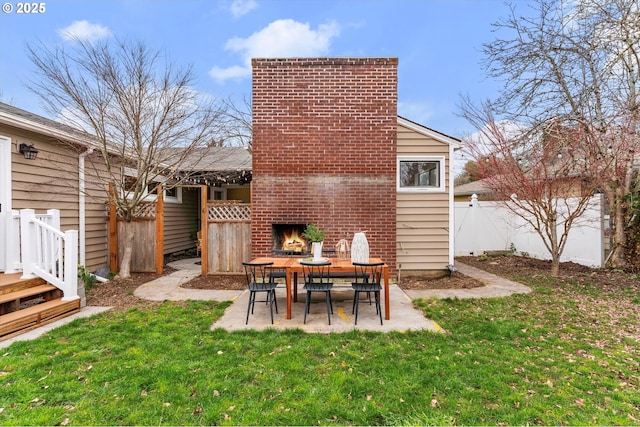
left=206, top=201, right=251, bottom=273
left=109, top=185, right=164, bottom=274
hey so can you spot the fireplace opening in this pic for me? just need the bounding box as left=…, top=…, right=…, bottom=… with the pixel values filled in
left=272, top=224, right=309, bottom=255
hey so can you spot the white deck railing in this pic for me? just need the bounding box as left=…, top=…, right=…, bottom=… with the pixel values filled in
left=18, top=209, right=79, bottom=301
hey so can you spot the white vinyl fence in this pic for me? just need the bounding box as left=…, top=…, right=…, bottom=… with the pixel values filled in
left=455, top=194, right=605, bottom=267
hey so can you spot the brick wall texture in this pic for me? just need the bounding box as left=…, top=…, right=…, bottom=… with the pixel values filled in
left=251, top=57, right=398, bottom=272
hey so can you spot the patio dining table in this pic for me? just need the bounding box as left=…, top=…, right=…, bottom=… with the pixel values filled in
left=248, top=257, right=390, bottom=320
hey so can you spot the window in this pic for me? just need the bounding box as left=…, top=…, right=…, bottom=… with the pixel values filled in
left=146, top=182, right=181, bottom=203
left=122, top=173, right=182, bottom=204
left=209, top=187, right=227, bottom=201
left=165, top=186, right=178, bottom=198
left=397, top=156, right=445, bottom=192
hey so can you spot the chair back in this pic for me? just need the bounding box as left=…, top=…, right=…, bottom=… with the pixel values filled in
left=242, top=261, right=274, bottom=286
left=300, top=260, right=332, bottom=285
left=352, top=261, right=385, bottom=285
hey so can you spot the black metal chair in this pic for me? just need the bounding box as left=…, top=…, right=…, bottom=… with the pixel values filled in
left=242, top=261, right=279, bottom=325
left=351, top=262, right=385, bottom=325
left=300, top=260, right=334, bottom=325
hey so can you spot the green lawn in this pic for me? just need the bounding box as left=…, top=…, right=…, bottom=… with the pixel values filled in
left=0, top=269, right=638, bottom=426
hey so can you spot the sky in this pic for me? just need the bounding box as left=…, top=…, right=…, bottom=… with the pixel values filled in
left=0, top=0, right=517, bottom=143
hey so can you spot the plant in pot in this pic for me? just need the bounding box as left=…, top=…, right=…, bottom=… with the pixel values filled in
left=302, top=223, right=327, bottom=261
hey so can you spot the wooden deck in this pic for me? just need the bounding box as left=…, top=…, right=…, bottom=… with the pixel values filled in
left=0, top=272, right=23, bottom=286
left=0, top=273, right=81, bottom=341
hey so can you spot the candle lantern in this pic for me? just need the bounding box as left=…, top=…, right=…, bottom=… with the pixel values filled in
left=335, top=238, right=350, bottom=260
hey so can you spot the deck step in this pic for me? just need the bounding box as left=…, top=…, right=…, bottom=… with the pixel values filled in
left=0, top=298, right=81, bottom=341
left=0, top=284, right=58, bottom=305
left=0, top=277, right=47, bottom=296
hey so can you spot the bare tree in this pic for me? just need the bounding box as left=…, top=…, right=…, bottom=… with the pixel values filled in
left=219, top=95, right=253, bottom=151
left=27, top=37, right=226, bottom=278
left=461, top=0, right=640, bottom=268
left=461, top=101, right=605, bottom=276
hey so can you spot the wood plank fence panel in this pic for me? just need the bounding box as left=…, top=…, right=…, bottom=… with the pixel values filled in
left=207, top=222, right=251, bottom=273
left=117, top=220, right=156, bottom=272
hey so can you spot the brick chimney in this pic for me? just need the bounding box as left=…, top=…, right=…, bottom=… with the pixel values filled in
left=251, top=57, right=398, bottom=272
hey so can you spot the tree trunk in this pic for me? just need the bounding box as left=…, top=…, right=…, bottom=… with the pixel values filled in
left=611, top=206, right=627, bottom=268
left=610, top=186, right=628, bottom=268
left=118, top=220, right=135, bottom=278
left=550, top=255, right=560, bottom=277
left=549, top=216, right=561, bottom=277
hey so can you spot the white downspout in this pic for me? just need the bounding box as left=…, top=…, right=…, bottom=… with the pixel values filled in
left=449, top=143, right=456, bottom=266
left=78, top=148, right=94, bottom=266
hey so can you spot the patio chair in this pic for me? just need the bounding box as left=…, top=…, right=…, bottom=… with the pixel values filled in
left=300, top=260, right=334, bottom=325
left=195, top=231, right=202, bottom=256
left=351, top=261, right=385, bottom=325
left=242, top=261, right=279, bottom=325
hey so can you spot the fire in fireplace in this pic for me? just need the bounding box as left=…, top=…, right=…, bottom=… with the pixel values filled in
left=272, top=224, right=309, bottom=255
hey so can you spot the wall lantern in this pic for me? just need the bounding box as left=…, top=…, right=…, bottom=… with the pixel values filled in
left=19, top=143, right=39, bottom=160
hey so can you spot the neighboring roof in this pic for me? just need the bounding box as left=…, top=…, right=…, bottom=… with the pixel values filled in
left=397, top=115, right=462, bottom=149
left=180, top=147, right=252, bottom=186
left=181, top=147, right=252, bottom=171
left=454, top=178, right=493, bottom=196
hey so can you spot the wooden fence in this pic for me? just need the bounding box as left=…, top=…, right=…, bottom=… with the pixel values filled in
left=115, top=202, right=159, bottom=273
left=109, top=182, right=165, bottom=274
left=207, top=201, right=251, bottom=273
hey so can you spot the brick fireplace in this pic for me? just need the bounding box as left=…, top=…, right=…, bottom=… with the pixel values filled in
left=251, top=57, right=398, bottom=272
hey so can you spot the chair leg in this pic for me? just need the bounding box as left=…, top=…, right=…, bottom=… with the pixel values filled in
left=272, top=289, right=279, bottom=313
left=304, top=291, right=311, bottom=324
left=352, top=291, right=358, bottom=314
left=246, top=290, right=255, bottom=324
left=269, top=291, right=275, bottom=324
left=376, top=291, right=383, bottom=325
left=354, top=291, right=360, bottom=325
left=325, top=291, right=332, bottom=325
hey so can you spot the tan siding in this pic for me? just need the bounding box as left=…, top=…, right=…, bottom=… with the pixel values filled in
left=396, top=122, right=451, bottom=272
left=9, top=128, right=80, bottom=228
left=82, top=152, right=111, bottom=271
left=4, top=124, right=113, bottom=271
left=226, top=187, right=250, bottom=203
left=163, top=187, right=199, bottom=255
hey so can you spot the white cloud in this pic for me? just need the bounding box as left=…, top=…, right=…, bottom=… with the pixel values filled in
left=398, top=101, right=434, bottom=123
left=229, top=0, right=258, bottom=18
left=455, top=120, right=525, bottom=176
left=208, top=65, right=251, bottom=83
left=58, top=20, right=112, bottom=42
left=209, top=19, right=340, bottom=83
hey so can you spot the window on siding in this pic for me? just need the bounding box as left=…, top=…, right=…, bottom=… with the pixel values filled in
left=146, top=182, right=178, bottom=200
left=397, top=156, right=445, bottom=192
left=123, top=176, right=182, bottom=203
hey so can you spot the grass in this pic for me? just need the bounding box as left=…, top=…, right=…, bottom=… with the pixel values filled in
left=1, top=272, right=639, bottom=425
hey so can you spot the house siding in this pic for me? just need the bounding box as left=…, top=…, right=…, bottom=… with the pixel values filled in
left=396, top=123, right=451, bottom=272
left=163, top=187, right=199, bottom=255
left=2, top=124, right=110, bottom=272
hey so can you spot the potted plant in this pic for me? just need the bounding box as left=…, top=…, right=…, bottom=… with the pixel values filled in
left=302, top=223, right=327, bottom=261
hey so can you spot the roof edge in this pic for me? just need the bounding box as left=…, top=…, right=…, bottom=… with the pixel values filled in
left=0, top=107, right=91, bottom=148
left=397, top=116, right=461, bottom=148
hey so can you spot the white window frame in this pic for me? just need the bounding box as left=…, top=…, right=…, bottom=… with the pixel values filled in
left=209, top=187, right=227, bottom=201
left=150, top=183, right=182, bottom=204
left=122, top=168, right=182, bottom=204
left=397, top=156, right=446, bottom=193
